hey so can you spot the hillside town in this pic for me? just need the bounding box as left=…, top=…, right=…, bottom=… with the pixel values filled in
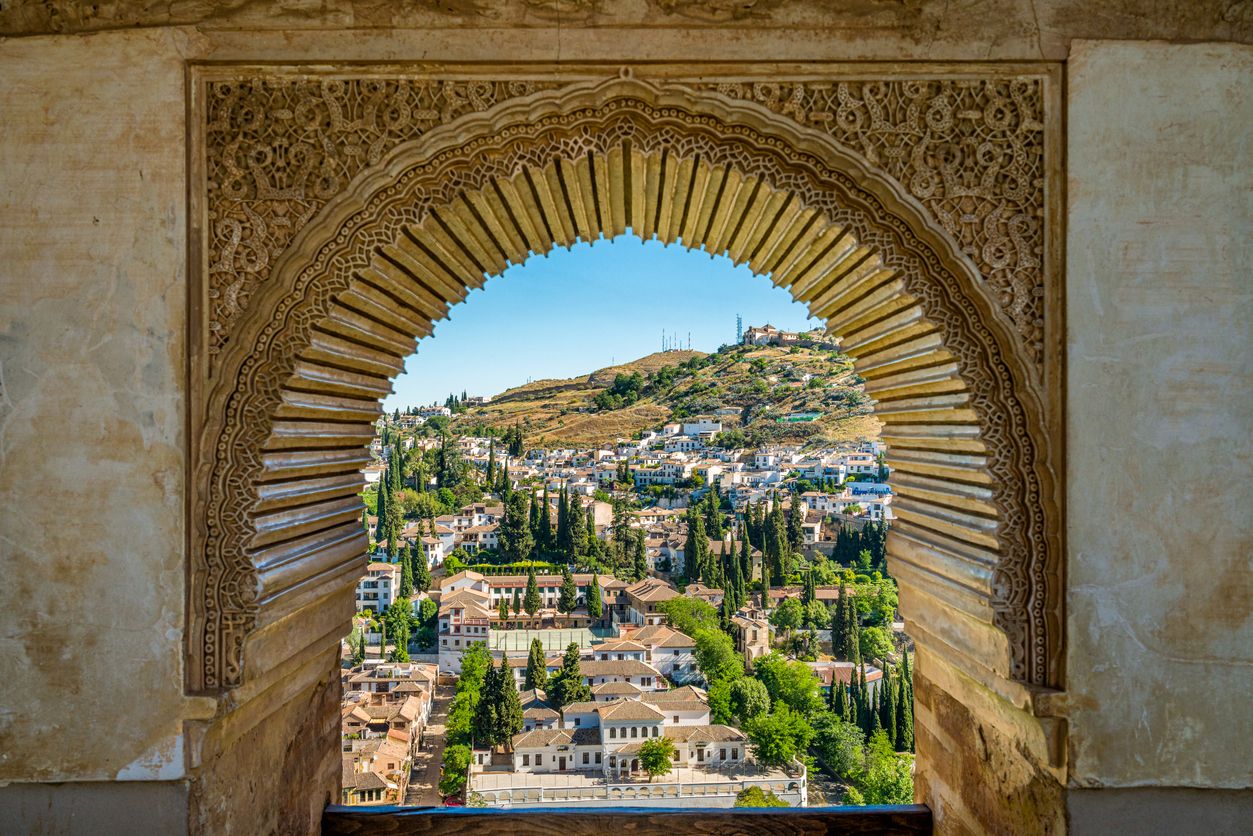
left=340, top=331, right=913, bottom=810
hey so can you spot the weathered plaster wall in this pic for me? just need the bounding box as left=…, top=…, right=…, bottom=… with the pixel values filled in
left=1066, top=40, right=1252, bottom=790
left=0, top=29, right=195, bottom=782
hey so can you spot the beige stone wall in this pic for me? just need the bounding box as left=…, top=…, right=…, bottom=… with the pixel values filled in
left=0, top=29, right=193, bottom=782
left=1066, top=40, right=1252, bottom=790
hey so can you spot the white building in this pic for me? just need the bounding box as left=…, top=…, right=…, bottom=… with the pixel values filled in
left=356, top=562, right=400, bottom=614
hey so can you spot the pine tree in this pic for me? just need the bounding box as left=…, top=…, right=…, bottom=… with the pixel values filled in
left=632, top=529, right=649, bottom=581
left=586, top=572, right=603, bottom=619
left=524, top=637, right=547, bottom=691
left=524, top=565, right=541, bottom=615
left=558, top=565, right=577, bottom=613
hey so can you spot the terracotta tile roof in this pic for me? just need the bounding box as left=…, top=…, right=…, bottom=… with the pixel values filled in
left=596, top=699, right=665, bottom=722
left=579, top=659, right=660, bottom=678
left=596, top=639, right=647, bottom=653
left=591, top=680, right=642, bottom=696
left=512, top=727, right=602, bottom=748
left=664, top=724, right=746, bottom=743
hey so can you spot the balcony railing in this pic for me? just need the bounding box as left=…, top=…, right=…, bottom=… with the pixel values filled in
left=324, top=805, right=932, bottom=834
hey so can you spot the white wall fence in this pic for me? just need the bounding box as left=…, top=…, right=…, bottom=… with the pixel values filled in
left=472, top=771, right=806, bottom=809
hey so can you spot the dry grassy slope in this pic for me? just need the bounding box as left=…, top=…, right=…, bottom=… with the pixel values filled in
left=453, top=345, right=880, bottom=448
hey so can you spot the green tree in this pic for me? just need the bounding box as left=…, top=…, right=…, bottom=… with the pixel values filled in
left=729, top=677, right=771, bottom=724
left=568, top=497, right=588, bottom=557
left=752, top=652, right=822, bottom=716
left=744, top=704, right=814, bottom=768
left=586, top=572, right=603, bottom=619
left=693, top=627, right=744, bottom=684
left=770, top=597, right=804, bottom=635
left=499, top=490, right=535, bottom=562
left=632, top=530, right=649, bottom=581
left=523, top=565, right=541, bottom=615
left=846, top=731, right=914, bottom=805
left=413, top=550, right=432, bottom=593
left=524, top=637, right=547, bottom=691
left=859, top=626, right=893, bottom=665
left=537, top=484, right=552, bottom=550
left=734, top=786, right=790, bottom=808
left=683, top=511, right=709, bottom=583
left=637, top=737, right=678, bottom=782
left=558, top=564, right=577, bottom=613
left=548, top=643, right=591, bottom=706
left=811, top=710, right=866, bottom=779
left=439, top=744, right=471, bottom=797
left=556, top=487, right=571, bottom=554
left=707, top=678, right=734, bottom=724
left=495, top=660, right=524, bottom=750
left=498, top=596, right=509, bottom=622
left=658, top=596, right=721, bottom=636
left=398, top=545, right=415, bottom=599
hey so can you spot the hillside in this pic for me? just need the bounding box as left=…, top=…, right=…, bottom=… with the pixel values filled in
left=451, top=344, right=880, bottom=449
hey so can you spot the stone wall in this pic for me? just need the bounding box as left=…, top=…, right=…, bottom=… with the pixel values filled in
left=0, top=29, right=193, bottom=784
left=1065, top=38, right=1252, bottom=804
left=0, top=19, right=1249, bottom=836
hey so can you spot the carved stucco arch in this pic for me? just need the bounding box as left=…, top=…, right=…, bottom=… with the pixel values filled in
left=190, top=76, right=1060, bottom=695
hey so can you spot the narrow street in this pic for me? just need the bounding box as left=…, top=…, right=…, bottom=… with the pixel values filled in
left=404, top=677, right=454, bottom=806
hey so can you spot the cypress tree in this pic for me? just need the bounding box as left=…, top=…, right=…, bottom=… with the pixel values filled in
left=361, top=507, right=370, bottom=536
left=487, top=439, right=496, bottom=485
left=558, top=565, right=577, bottom=613
left=399, top=545, right=415, bottom=598
left=473, top=661, right=501, bottom=744
left=539, top=485, right=552, bottom=550
left=849, top=607, right=862, bottom=667
left=374, top=474, right=390, bottom=540
left=528, top=491, right=540, bottom=541
left=524, top=637, right=547, bottom=691
left=739, top=535, right=752, bottom=596
left=556, top=487, right=571, bottom=554
left=584, top=510, right=597, bottom=562
left=569, top=497, right=588, bottom=558
left=881, top=667, right=898, bottom=749
left=496, top=661, right=524, bottom=749
left=586, top=572, right=603, bottom=619
left=684, top=511, right=708, bottom=584
left=831, top=582, right=847, bottom=658
left=523, top=565, right=541, bottom=614
left=787, top=491, right=805, bottom=553
left=512, top=587, right=522, bottom=616
left=549, top=642, right=591, bottom=706
left=498, top=596, right=509, bottom=623
left=632, top=530, right=649, bottom=581
left=414, top=549, right=431, bottom=593
left=896, top=668, right=915, bottom=753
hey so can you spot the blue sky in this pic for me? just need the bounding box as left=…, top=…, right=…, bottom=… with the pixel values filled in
left=383, top=234, right=820, bottom=411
